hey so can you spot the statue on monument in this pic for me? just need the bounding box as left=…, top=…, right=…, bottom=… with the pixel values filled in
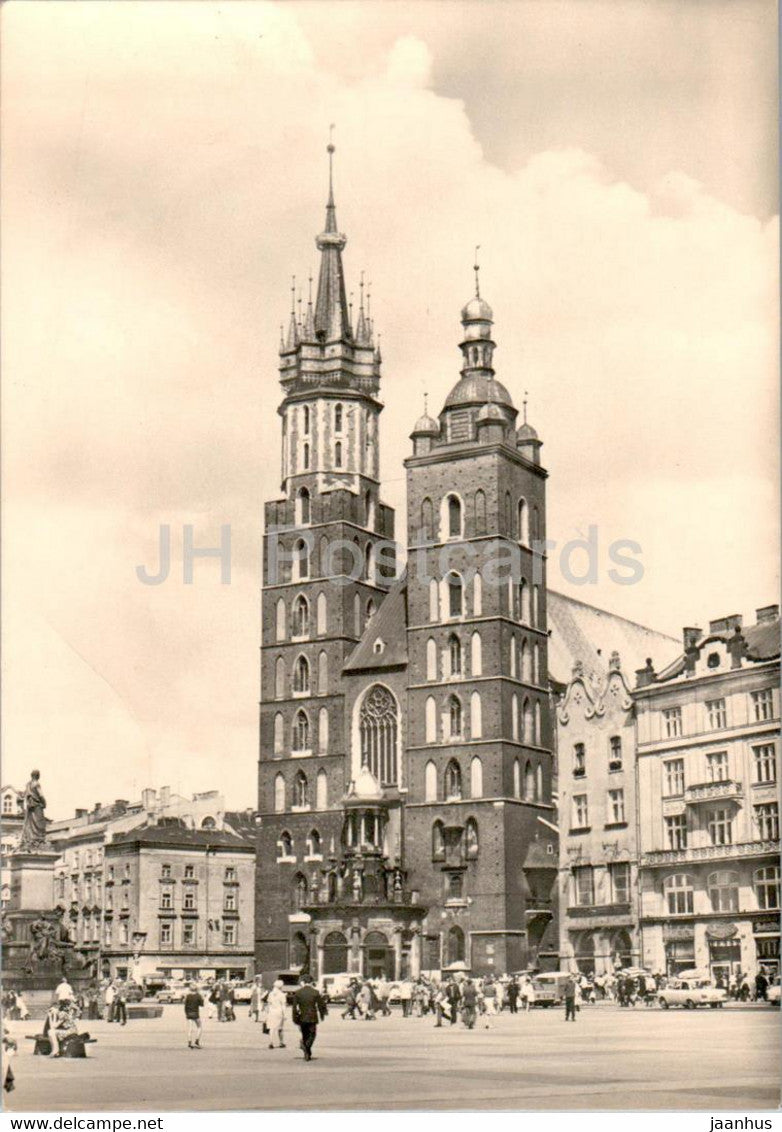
left=18, top=770, right=50, bottom=852
left=24, top=906, right=80, bottom=974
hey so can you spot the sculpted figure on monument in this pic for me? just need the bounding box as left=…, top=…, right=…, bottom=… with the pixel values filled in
left=19, top=770, right=49, bottom=852
left=24, top=907, right=78, bottom=974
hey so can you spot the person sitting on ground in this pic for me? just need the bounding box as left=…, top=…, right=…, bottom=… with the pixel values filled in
left=49, top=999, right=81, bottom=1057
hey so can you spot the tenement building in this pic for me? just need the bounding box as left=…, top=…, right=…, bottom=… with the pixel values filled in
left=255, top=149, right=676, bottom=982
left=635, top=607, right=781, bottom=979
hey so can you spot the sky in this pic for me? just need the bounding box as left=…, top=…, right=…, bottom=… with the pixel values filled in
left=2, top=0, right=778, bottom=820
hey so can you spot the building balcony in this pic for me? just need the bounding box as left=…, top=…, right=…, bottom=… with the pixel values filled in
left=567, top=902, right=632, bottom=921
left=684, top=779, right=743, bottom=806
left=642, top=838, right=779, bottom=867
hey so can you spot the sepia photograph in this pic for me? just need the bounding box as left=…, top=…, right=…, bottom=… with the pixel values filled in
left=1, top=0, right=779, bottom=1118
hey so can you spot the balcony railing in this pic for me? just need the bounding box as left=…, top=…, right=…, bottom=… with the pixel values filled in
left=568, top=902, right=632, bottom=919
left=642, top=839, right=779, bottom=866
left=684, top=779, right=743, bottom=805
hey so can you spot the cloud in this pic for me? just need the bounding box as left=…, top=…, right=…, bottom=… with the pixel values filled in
left=1, top=3, right=777, bottom=816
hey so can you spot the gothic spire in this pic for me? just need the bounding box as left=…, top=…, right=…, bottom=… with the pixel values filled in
left=314, top=131, right=352, bottom=342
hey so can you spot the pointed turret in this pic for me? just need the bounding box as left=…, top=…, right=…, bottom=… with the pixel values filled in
left=285, top=276, right=299, bottom=350
left=314, top=141, right=352, bottom=342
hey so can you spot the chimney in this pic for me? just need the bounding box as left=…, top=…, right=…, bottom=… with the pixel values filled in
left=159, top=786, right=171, bottom=808
left=141, top=788, right=156, bottom=811
left=683, top=627, right=702, bottom=650
left=708, top=614, right=743, bottom=635
left=756, top=604, right=779, bottom=624
left=635, top=657, right=656, bottom=689
left=75, top=808, right=87, bottom=819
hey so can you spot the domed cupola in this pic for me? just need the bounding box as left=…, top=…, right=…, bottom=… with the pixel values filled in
left=458, top=254, right=496, bottom=376
left=516, top=395, right=543, bottom=464
left=410, top=395, right=440, bottom=455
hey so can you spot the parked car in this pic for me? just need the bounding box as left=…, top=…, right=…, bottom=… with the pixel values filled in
left=767, top=977, right=780, bottom=1006
left=318, top=973, right=353, bottom=1003
left=231, top=982, right=254, bottom=1004
left=276, top=970, right=303, bottom=1004
left=657, top=977, right=726, bottom=1009
left=526, top=972, right=571, bottom=1007
left=157, top=981, right=188, bottom=1003
left=124, top=981, right=144, bottom=1003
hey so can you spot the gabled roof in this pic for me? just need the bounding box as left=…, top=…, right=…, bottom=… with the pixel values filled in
left=342, top=578, right=408, bottom=672
left=107, top=822, right=254, bottom=852
left=655, top=614, right=779, bottom=683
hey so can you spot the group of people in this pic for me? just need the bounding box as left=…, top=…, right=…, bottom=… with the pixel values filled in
left=1, top=991, right=30, bottom=1021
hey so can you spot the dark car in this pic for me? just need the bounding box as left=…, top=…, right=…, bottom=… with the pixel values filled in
left=276, top=970, right=303, bottom=1004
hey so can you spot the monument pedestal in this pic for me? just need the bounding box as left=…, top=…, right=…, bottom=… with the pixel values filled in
left=3, top=850, right=91, bottom=1018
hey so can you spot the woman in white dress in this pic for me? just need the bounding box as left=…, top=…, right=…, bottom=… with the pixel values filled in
left=266, top=980, right=287, bottom=1050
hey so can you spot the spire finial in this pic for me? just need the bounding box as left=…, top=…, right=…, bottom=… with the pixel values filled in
left=366, top=281, right=372, bottom=320
left=308, top=273, right=313, bottom=304
left=327, top=124, right=336, bottom=203
left=290, top=275, right=296, bottom=314
left=359, top=270, right=365, bottom=311
left=523, top=390, right=529, bottom=424
left=474, top=245, right=481, bottom=298
left=349, top=291, right=354, bottom=327
left=423, top=391, right=428, bottom=415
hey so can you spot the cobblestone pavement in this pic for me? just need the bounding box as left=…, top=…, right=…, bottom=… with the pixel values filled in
left=6, top=1002, right=780, bottom=1112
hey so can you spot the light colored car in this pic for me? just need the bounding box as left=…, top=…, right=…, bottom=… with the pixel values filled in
left=767, top=978, right=780, bottom=1006
left=230, top=982, right=254, bottom=1004
left=657, top=978, right=726, bottom=1009
left=157, top=981, right=188, bottom=1003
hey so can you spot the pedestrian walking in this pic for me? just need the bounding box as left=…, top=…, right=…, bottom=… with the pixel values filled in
left=461, top=979, right=477, bottom=1029
left=341, top=981, right=359, bottom=1020
left=755, top=971, right=769, bottom=1001
left=184, top=982, right=204, bottom=1049
left=507, top=977, right=519, bottom=1014
left=114, top=982, right=128, bottom=1026
left=564, top=975, right=577, bottom=1022
left=15, top=993, right=30, bottom=1022
left=266, top=980, right=287, bottom=1049
left=250, top=977, right=266, bottom=1023
left=399, top=978, right=413, bottom=1017
left=291, top=974, right=327, bottom=1062
left=446, top=978, right=461, bottom=1025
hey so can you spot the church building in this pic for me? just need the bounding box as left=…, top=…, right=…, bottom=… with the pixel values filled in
left=255, top=149, right=675, bottom=982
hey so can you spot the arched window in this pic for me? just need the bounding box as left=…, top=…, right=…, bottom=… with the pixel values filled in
left=755, top=865, right=780, bottom=910
left=292, top=710, right=309, bottom=752
left=518, top=498, right=529, bottom=544
left=447, top=572, right=463, bottom=618
left=523, top=697, right=533, bottom=741
left=293, top=771, right=308, bottom=809
left=425, top=697, right=437, bottom=743
left=334, top=440, right=343, bottom=468
left=293, top=594, right=309, bottom=637
left=473, top=570, right=482, bottom=616
left=201, top=815, right=216, bottom=830
left=521, top=639, right=531, bottom=682
left=366, top=599, right=376, bottom=621
left=513, top=758, right=521, bottom=798
left=471, top=693, right=482, bottom=739
left=508, top=576, right=515, bottom=618
left=318, top=707, right=328, bottom=752
left=534, top=701, right=542, bottom=744
left=466, top=818, right=479, bottom=858
left=533, top=641, right=541, bottom=684
left=323, top=931, right=348, bottom=974
left=511, top=694, right=519, bottom=741
left=708, top=870, right=740, bottom=913
left=449, top=633, right=462, bottom=676
left=359, top=684, right=399, bottom=786
left=319, top=535, right=330, bottom=575
left=426, top=638, right=437, bottom=681
left=447, top=926, right=465, bottom=964
left=334, top=403, right=343, bottom=433
left=302, top=405, right=310, bottom=434
left=278, top=830, right=292, bottom=858
left=519, top=578, right=530, bottom=622
left=316, top=769, right=328, bottom=810
left=276, top=598, right=286, bottom=642
left=274, top=773, right=285, bottom=813
left=293, top=538, right=309, bottom=580
left=424, top=759, right=437, bottom=801
left=429, top=578, right=440, bottom=622
left=445, top=759, right=462, bottom=800
left=533, top=585, right=541, bottom=627
left=474, top=490, right=487, bottom=536
left=471, top=632, right=482, bottom=676
left=536, top=763, right=543, bottom=801
left=275, top=656, right=285, bottom=699
left=448, top=695, right=463, bottom=738
left=432, top=820, right=445, bottom=861
left=365, top=491, right=374, bottom=530
left=273, top=712, right=284, bottom=755
left=510, top=635, right=517, bottom=678
left=308, top=829, right=322, bottom=857
left=524, top=760, right=534, bottom=800
left=293, top=872, right=308, bottom=910
left=276, top=539, right=287, bottom=583
left=316, top=591, right=327, bottom=634
left=470, top=754, right=483, bottom=797
left=296, top=487, right=311, bottom=526
left=364, top=541, right=376, bottom=582
left=531, top=505, right=540, bottom=543
left=421, top=497, right=434, bottom=542
left=353, top=591, right=361, bottom=636
left=302, top=442, right=310, bottom=470
left=447, top=494, right=462, bottom=538
left=504, top=491, right=512, bottom=534
left=664, top=874, right=694, bottom=915
left=318, top=650, right=328, bottom=695
left=293, top=655, right=310, bottom=694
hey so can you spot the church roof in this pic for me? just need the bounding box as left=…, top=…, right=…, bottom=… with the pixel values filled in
left=546, top=590, right=678, bottom=688
left=342, top=578, right=409, bottom=672
left=444, top=374, right=513, bottom=409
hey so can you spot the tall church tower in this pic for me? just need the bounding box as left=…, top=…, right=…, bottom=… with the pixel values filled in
left=403, top=276, right=557, bottom=975
left=255, top=146, right=395, bottom=974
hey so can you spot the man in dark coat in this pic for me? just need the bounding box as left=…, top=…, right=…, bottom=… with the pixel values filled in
left=563, top=975, right=578, bottom=1022
left=292, top=975, right=328, bottom=1061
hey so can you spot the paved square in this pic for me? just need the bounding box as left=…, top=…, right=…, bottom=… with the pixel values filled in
left=6, top=1004, right=780, bottom=1112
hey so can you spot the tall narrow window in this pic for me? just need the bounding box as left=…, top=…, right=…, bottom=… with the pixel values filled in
left=316, top=769, right=328, bottom=809
left=421, top=497, right=434, bottom=542
left=536, top=763, right=543, bottom=801
left=302, top=405, right=310, bottom=434
left=292, top=710, right=309, bottom=752
left=523, top=697, right=533, bottom=742
left=275, top=656, right=285, bottom=699
left=425, top=696, right=437, bottom=743
left=316, top=591, right=327, bottom=634
left=533, top=642, right=541, bottom=684
left=466, top=818, right=479, bottom=858
left=303, top=442, right=310, bottom=470
left=531, top=505, right=539, bottom=542
left=473, top=570, right=482, bottom=616
left=445, top=760, right=462, bottom=800
left=334, top=441, right=343, bottom=468
left=359, top=684, right=399, bottom=786
left=364, top=542, right=375, bottom=582
left=470, top=755, right=483, bottom=797
left=318, top=650, right=328, bottom=695
left=471, top=631, right=482, bottom=676
left=318, top=707, right=328, bottom=752
left=447, top=573, right=463, bottom=618
left=524, top=761, right=534, bottom=799
left=293, top=538, right=309, bottom=580
left=448, top=695, right=463, bottom=738
left=447, top=495, right=462, bottom=538
left=532, top=585, right=541, bottom=626
left=354, top=592, right=361, bottom=636
left=334, top=403, right=343, bottom=433
left=432, top=820, right=445, bottom=861
left=276, top=598, right=286, bottom=642
left=273, top=712, right=284, bottom=755
left=293, top=655, right=310, bottom=694
left=664, top=875, right=694, bottom=915
left=471, top=692, right=482, bottom=739
left=504, top=491, right=512, bottom=534
left=292, top=594, right=309, bottom=637
left=449, top=634, right=462, bottom=676
left=296, top=487, right=311, bottom=526
left=521, top=639, right=531, bottom=682
left=519, top=579, right=530, bottom=622
left=474, top=490, right=486, bottom=535
left=518, top=498, right=528, bottom=544
left=534, top=701, right=542, bottom=744
left=425, top=760, right=437, bottom=801
left=293, top=771, right=308, bottom=809
left=274, top=774, right=285, bottom=813
left=426, top=638, right=437, bottom=681
left=513, top=758, right=521, bottom=798
left=366, top=599, right=375, bottom=621
left=510, top=636, right=517, bottom=678
left=429, top=578, right=439, bottom=622
left=511, top=694, right=519, bottom=741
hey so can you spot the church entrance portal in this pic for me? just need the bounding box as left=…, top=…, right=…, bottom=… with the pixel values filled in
left=363, top=931, right=394, bottom=979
